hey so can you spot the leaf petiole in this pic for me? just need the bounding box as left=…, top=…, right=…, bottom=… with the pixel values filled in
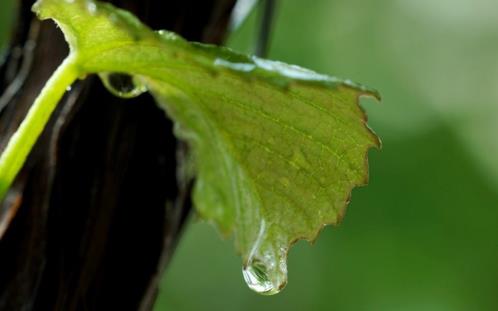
left=0, top=54, right=79, bottom=201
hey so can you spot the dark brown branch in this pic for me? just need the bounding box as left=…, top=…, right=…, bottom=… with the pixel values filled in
left=0, top=0, right=235, bottom=310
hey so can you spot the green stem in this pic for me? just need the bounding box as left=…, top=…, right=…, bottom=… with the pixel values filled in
left=0, top=55, right=79, bottom=201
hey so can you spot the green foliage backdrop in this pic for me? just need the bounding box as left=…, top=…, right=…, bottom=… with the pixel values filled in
left=156, top=0, right=498, bottom=310
left=0, top=0, right=14, bottom=53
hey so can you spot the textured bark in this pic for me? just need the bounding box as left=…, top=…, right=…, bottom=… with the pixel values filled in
left=0, top=0, right=235, bottom=310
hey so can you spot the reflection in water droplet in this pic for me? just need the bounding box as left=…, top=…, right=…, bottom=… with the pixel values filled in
left=241, top=220, right=287, bottom=295
left=99, top=73, right=147, bottom=99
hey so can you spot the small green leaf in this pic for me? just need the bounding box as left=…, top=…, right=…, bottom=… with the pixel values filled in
left=2, top=0, right=380, bottom=294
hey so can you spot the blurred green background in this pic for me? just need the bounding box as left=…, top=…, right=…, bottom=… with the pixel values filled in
left=1, top=0, right=497, bottom=310
left=0, top=0, right=15, bottom=56
left=156, top=1, right=498, bottom=310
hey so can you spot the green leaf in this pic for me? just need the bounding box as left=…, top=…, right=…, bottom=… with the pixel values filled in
left=2, top=0, right=380, bottom=294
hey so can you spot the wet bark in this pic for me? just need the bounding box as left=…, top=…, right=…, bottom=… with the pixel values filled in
left=0, top=0, right=235, bottom=310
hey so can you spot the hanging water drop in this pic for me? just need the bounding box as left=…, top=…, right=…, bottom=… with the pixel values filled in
left=241, top=220, right=287, bottom=295
left=99, top=73, right=147, bottom=99
left=243, top=258, right=286, bottom=295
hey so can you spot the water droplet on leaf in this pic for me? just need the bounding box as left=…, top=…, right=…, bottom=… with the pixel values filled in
left=214, top=58, right=256, bottom=73
left=156, top=30, right=184, bottom=43
left=241, top=220, right=287, bottom=295
left=99, top=73, right=147, bottom=99
left=242, top=258, right=286, bottom=295
left=86, top=1, right=97, bottom=14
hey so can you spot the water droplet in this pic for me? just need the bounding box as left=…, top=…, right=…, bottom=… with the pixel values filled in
left=66, top=86, right=72, bottom=92
left=86, top=1, right=97, bottom=15
left=241, top=220, right=287, bottom=295
left=243, top=259, right=286, bottom=295
left=214, top=58, right=256, bottom=72
left=99, top=73, right=147, bottom=99
left=156, top=30, right=184, bottom=42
